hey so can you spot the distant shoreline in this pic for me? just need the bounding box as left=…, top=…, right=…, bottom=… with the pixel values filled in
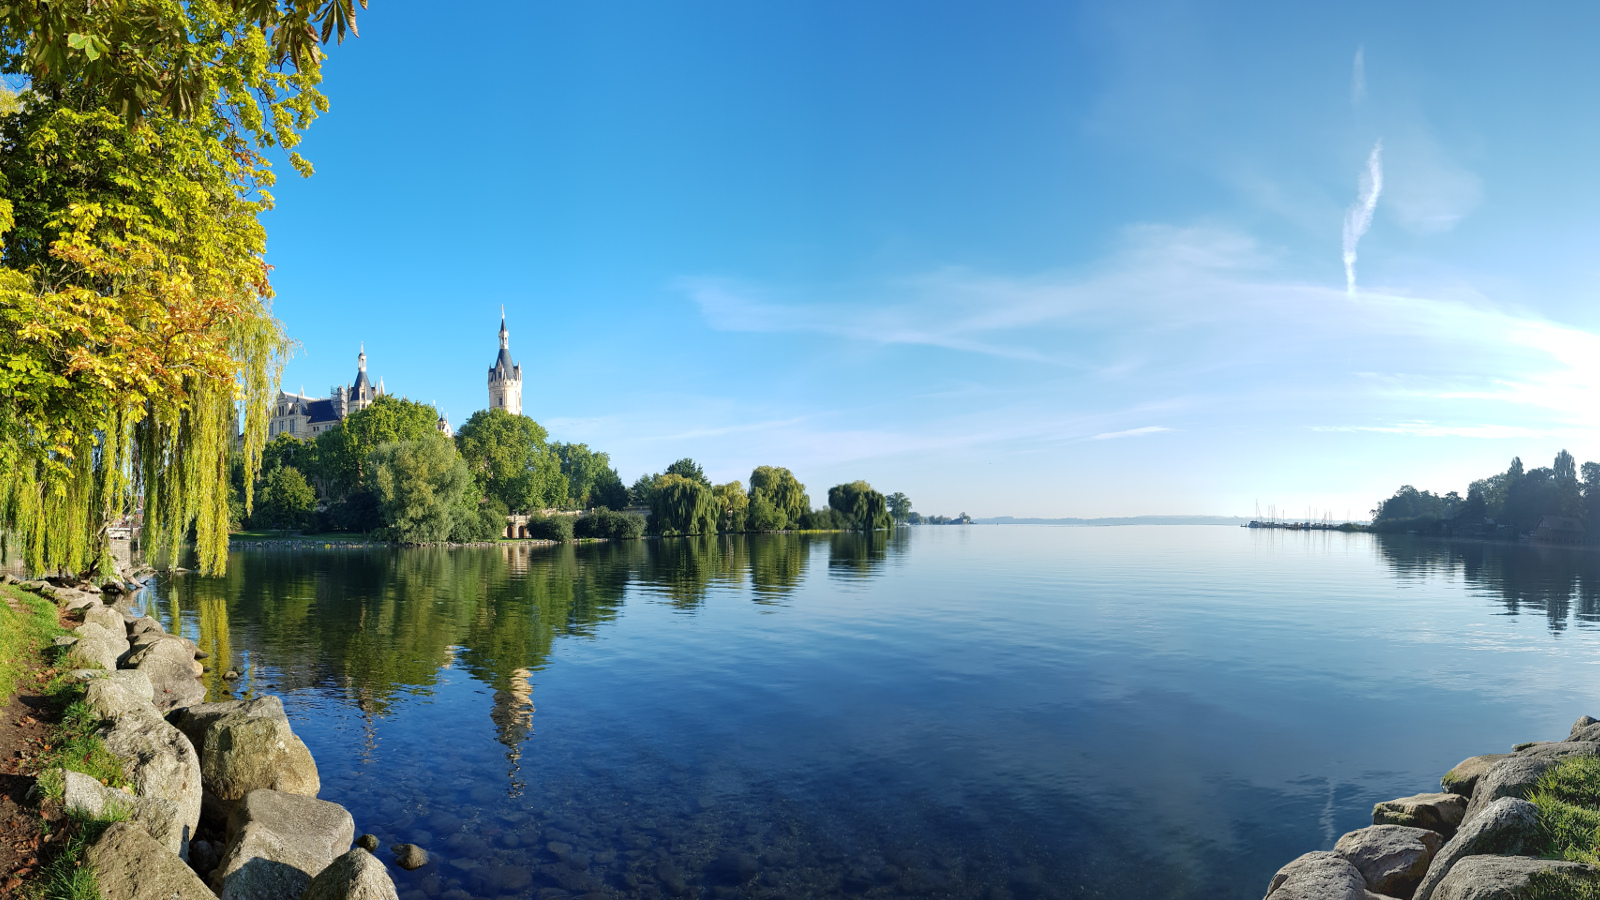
left=973, top=516, right=1253, bottom=526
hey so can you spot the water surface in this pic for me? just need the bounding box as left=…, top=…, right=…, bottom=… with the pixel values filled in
left=140, top=526, right=1600, bottom=899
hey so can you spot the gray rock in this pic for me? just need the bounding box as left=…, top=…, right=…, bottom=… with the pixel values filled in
left=57, top=769, right=184, bottom=856
left=70, top=621, right=130, bottom=670
left=85, top=678, right=202, bottom=860
left=126, top=615, right=164, bottom=637
left=85, top=821, right=214, bottom=900
left=171, top=696, right=287, bottom=753
left=196, top=702, right=319, bottom=820
left=82, top=603, right=124, bottom=633
left=302, top=849, right=400, bottom=900
left=1463, top=747, right=1597, bottom=825
left=1334, top=824, right=1443, bottom=897
left=1264, top=850, right=1382, bottom=899
left=1414, top=797, right=1542, bottom=900
left=391, top=843, right=429, bottom=871
left=356, top=834, right=379, bottom=852
left=217, top=791, right=355, bottom=900
left=225, top=789, right=354, bottom=858
left=1373, top=792, right=1468, bottom=838
left=1512, top=739, right=1600, bottom=761
left=129, top=636, right=206, bottom=712
left=52, top=635, right=79, bottom=648
left=66, top=668, right=154, bottom=702
left=1432, top=854, right=1597, bottom=899
left=1441, top=754, right=1511, bottom=797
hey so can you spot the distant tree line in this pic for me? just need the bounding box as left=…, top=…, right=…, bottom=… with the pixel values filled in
left=235, top=399, right=634, bottom=543
left=1371, top=450, right=1600, bottom=539
left=626, top=459, right=902, bottom=536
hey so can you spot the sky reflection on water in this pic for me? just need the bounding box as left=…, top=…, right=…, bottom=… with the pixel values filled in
left=138, top=527, right=1600, bottom=899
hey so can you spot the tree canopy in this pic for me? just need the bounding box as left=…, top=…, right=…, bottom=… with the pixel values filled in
left=554, top=442, right=627, bottom=509
left=368, top=434, right=477, bottom=544
left=454, top=408, right=565, bottom=514
left=749, top=466, right=809, bottom=526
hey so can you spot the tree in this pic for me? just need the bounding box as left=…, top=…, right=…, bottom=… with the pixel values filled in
left=747, top=491, right=787, bottom=532
left=589, top=468, right=630, bottom=510
left=827, top=481, right=895, bottom=531
left=887, top=492, right=913, bottom=523
left=554, top=442, right=625, bottom=509
left=261, top=433, right=313, bottom=479
left=749, top=466, right=809, bottom=525
left=630, top=472, right=662, bottom=507
left=714, top=481, right=749, bottom=533
left=665, top=458, right=709, bottom=486
left=648, top=474, right=719, bottom=536
left=254, top=466, right=315, bottom=531
left=313, top=396, right=442, bottom=497
left=454, top=408, right=566, bottom=513
left=368, top=434, right=476, bottom=543
left=1556, top=450, right=1578, bottom=484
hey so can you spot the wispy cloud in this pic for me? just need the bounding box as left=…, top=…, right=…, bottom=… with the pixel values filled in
left=1313, top=423, right=1562, bottom=439
left=1342, top=141, right=1383, bottom=294
left=1091, top=426, right=1172, bottom=440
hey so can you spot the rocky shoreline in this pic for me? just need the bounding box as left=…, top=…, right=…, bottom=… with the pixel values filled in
left=5, top=571, right=404, bottom=900
left=1265, top=718, right=1600, bottom=899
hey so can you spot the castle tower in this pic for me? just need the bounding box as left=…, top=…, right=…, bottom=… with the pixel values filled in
left=487, top=310, right=523, bottom=415
left=349, top=343, right=375, bottom=413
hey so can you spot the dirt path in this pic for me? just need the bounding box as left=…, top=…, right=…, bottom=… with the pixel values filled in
left=0, top=593, right=66, bottom=897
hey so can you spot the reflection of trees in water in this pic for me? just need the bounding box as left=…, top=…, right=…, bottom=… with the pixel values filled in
left=749, top=534, right=810, bottom=605
left=636, top=535, right=748, bottom=609
left=826, top=530, right=905, bottom=578
left=1374, top=536, right=1600, bottom=630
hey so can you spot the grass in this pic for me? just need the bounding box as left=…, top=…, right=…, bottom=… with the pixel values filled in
left=35, top=806, right=126, bottom=900
left=0, top=586, right=65, bottom=704
left=1524, top=754, right=1600, bottom=896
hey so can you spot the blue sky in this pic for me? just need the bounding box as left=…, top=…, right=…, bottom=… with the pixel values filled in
left=264, top=0, right=1600, bottom=519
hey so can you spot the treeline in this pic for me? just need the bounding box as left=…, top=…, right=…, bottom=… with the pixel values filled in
left=627, top=459, right=901, bottom=536
left=1372, top=450, right=1600, bottom=537
left=237, top=398, right=631, bottom=542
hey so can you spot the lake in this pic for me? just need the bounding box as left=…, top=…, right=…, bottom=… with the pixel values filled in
left=136, top=526, right=1600, bottom=900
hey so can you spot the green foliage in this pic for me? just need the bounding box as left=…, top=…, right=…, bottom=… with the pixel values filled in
left=261, top=433, right=313, bottom=478
left=887, top=491, right=914, bottom=522
left=747, top=490, right=788, bottom=532
left=630, top=472, right=663, bottom=507
left=798, top=507, right=849, bottom=530
left=554, top=442, right=626, bottom=509
left=827, top=481, right=895, bottom=531
left=523, top=513, right=574, bottom=542
left=648, top=474, right=720, bottom=536
left=1378, top=450, right=1593, bottom=534
left=714, top=481, right=749, bottom=533
left=0, top=584, right=57, bottom=707
left=665, top=458, right=709, bottom=486
left=749, top=466, right=809, bottom=526
left=254, top=465, right=316, bottom=530
left=38, top=807, right=127, bottom=900
left=368, top=434, right=476, bottom=543
left=455, top=408, right=566, bottom=513
left=574, top=508, right=646, bottom=540
left=316, top=396, right=444, bottom=496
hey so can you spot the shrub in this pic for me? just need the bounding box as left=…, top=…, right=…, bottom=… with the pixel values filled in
left=575, top=508, right=645, bottom=540
left=524, top=514, right=575, bottom=542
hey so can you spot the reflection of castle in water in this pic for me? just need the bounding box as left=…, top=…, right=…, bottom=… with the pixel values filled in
left=1375, top=535, right=1600, bottom=631
left=490, top=667, right=535, bottom=788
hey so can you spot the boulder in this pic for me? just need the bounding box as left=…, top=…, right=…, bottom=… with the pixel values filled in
left=1512, top=740, right=1600, bottom=761
left=126, top=615, right=165, bottom=638
left=85, top=679, right=202, bottom=859
left=1441, top=754, right=1511, bottom=797
left=66, top=668, right=154, bottom=702
left=1413, top=797, right=1542, bottom=900
left=57, top=769, right=184, bottom=856
left=70, top=621, right=129, bottom=671
left=301, top=849, right=400, bottom=900
left=171, top=696, right=286, bottom=751
left=1372, top=793, right=1468, bottom=838
left=1431, top=855, right=1597, bottom=900
left=194, top=700, right=319, bottom=821
left=82, top=603, right=124, bottom=633
left=216, top=790, right=355, bottom=900
left=85, top=821, right=214, bottom=900
left=390, top=844, right=428, bottom=871
left=1334, top=824, right=1443, bottom=897
left=1463, top=747, right=1598, bottom=825
left=130, top=636, right=207, bottom=712
left=1264, top=851, right=1384, bottom=899
left=62, top=595, right=99, bottom=613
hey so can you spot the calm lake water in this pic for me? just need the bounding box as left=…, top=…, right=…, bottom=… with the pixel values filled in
left=134, top=526, right=1600, bottom=900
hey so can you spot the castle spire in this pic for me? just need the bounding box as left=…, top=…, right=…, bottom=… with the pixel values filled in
left=499, top=307, right=509, bottom=350
left=358, top=342, right=367, bottom=372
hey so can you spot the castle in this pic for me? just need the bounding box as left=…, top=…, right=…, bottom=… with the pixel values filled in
left=268, top=345, right=387, bottom=440
left=267, top=314, right=522, bottom=442
left=488, top=311, right=523, bottom=416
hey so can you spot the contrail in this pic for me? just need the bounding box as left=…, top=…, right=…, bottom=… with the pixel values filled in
left=1342, top=141, right=1382, bottom=295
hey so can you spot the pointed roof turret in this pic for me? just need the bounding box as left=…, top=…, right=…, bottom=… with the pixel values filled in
left=492, top=309, right=517, bottom=378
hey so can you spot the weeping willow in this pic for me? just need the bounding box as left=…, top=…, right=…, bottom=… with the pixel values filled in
left=0, top=3, right=320, bottom=577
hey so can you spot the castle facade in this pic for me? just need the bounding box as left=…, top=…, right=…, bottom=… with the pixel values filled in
left=488, top=312, right=523, bottom=416
left=268, top=346, right=385, bottom=440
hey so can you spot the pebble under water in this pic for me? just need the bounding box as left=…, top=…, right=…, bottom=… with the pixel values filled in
left=138, top=526, right=1600, bottom=899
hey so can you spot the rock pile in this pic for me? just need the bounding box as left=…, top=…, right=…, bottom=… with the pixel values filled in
left=12, top=572, right=399, bottom=900
left=1264, top=716, right=1600, bottom=899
